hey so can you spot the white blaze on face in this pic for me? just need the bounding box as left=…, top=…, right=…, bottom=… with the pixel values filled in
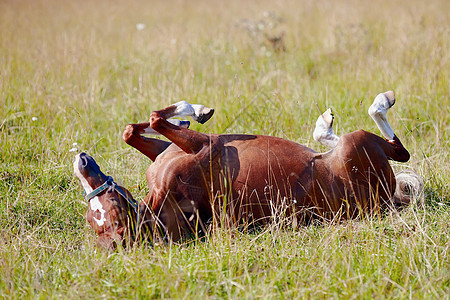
left=73, top=154, right=106, bottom=227
left=73, top=155, right=93, bottom=194
left=90, top=196, right=107, bottom=226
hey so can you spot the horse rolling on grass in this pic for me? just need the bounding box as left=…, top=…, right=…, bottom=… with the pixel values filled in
left=73, top=91, right=423, bottom=250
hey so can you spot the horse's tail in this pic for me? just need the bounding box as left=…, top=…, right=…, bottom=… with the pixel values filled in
left=393, top=170, right=424, bottom=207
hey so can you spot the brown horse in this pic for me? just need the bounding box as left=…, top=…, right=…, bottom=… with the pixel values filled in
left=74, top=91, right=422, bottom=249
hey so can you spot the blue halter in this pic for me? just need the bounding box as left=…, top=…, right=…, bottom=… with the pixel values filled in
left=84, top=176, right=139, bottom=214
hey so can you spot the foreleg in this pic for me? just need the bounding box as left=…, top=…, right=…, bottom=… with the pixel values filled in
left=123, top=122, right=171, bottom=161
left=149, top=101, right=215, bottom=154
left=123, top=101, right=214, bottom=160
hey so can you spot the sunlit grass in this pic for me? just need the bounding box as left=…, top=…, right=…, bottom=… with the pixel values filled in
left=0, top=0, right=448, bottom=298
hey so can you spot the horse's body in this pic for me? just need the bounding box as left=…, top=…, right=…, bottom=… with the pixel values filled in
left=74, top=91, right=420, bottom=248
left=142, top=130, right=408, bottom=240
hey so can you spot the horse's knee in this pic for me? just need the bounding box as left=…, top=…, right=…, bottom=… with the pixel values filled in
left=393, top=147, right=410, bottom=163
left=388, top=136, right=410, bottom=162
left=149, top=111, right=163, bottom=131
left=122, top=124, right=135, bottom=144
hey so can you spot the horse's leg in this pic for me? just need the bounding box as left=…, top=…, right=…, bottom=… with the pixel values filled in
left=149, top=101, right=215, bottom=154
left=155, top=101, right=215, bottom=125
left=123, top=122, right=172, bottom=162
left=368, top=91, right=410, bottom=162
left=313, top=108, right=340, bottom=148
left=127, top=101, right=215, bottom=242
left=368, top=91, right=420, bottom=206
left=123, top=101, right=214, bottom=160
left=368, top=91, right=396, bottom=141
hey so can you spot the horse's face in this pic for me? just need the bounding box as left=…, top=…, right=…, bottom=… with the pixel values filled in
left=73, top=152, right=106, bottom=190
left=73, top=153, right=132, bottom=250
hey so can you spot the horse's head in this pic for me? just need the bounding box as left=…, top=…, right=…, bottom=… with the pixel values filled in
left=73, top=153, right=138, bottom=250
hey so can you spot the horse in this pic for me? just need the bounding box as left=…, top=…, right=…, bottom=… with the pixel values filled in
left=73, top=91, right=422, bottom=249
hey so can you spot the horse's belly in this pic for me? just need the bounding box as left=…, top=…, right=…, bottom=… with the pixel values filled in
left=221, top=140, right=316, bottom=220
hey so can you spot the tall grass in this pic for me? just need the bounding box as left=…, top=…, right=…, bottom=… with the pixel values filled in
left=0, top=0, right=448, bottom=298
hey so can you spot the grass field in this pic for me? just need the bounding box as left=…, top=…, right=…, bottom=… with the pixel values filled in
left=0, top=0, right=449, bottom=298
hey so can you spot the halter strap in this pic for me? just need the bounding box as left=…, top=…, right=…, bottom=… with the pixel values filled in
left=84, top=176, right=139, bottom=213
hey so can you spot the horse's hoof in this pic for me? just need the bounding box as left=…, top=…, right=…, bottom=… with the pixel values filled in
left=322, top=108, right=334, bottom=127
left=383, top=91, right=396, bottom=108
left=369, top=91, right=395, bottom=118
left=196, top=108, right=215, bottom=124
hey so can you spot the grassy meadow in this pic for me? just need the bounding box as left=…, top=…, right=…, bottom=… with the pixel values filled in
left=0, top=0, right=449, bottom=298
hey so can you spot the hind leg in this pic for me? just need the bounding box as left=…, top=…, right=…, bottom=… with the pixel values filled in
left=313, top=108, right=340, bottom=148
left=368, top=91, right=396, bottom=141
left=368, top=91, right=409, bottom=162
left=368, top=92, right=420, bottom=206
left=314, top=91, right=397, bottom=148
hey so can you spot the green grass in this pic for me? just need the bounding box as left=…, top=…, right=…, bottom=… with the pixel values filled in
left=0, top=0, right=449, bottom=298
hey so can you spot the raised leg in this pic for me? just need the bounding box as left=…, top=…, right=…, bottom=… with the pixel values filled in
left=150, top=101, right=214, bottom=124
left=368, top=91, right=396, bottom=141
left=149, top=101, right=215, bottom=154
left=123, top=122, right=172, bottom=161
left=368, top=91, right=410, bottom=162
left=141, top=119, right=191, bottom=135
left=313, top=108, right=340, bottom=148
left=123, top=101, right=215, bottom=160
